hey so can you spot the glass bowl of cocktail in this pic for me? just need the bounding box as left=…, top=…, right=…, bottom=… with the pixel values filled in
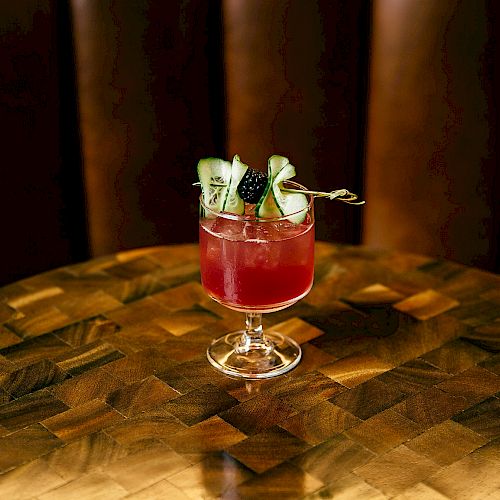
left=197, top=155, right=362, bottom=379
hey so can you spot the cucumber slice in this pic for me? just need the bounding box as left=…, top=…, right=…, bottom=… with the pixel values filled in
left=197, top=158, right=231, bottom=212
left=255, top=155, right=309, bottom=223
left=255, top=155, right=291, bottom=218
left=223, top=155, right=248, bottom=214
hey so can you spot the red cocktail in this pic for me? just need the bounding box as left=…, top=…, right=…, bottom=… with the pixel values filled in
left=199, top=214, right=314, bottom=312
left=199, top=183, right=314, bottom=379
left=197, top=153, right=362, bottom=379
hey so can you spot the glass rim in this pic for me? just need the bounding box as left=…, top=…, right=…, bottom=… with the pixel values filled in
left=199, top=180, right=314, bottom=222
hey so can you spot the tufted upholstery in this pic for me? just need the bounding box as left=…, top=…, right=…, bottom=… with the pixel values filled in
left=364, top=0, right=499, bottom=272
left=0, top=0, right=497, bottom=286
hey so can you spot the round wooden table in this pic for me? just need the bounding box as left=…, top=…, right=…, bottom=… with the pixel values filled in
left=0, top=243, right=499, bottom=499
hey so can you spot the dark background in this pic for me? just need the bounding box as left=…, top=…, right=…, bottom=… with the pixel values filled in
left=0, top=0, right=498, bottom=286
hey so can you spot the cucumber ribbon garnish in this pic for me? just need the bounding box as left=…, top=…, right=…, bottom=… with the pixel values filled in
left=196, top=154, right=364, bottom=223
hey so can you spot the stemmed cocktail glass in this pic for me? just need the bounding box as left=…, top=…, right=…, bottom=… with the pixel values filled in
left=199, top=181, right=314, bottom=379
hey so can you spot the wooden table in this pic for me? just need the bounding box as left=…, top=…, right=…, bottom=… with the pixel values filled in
left=0, top=243, right=499, bottom=499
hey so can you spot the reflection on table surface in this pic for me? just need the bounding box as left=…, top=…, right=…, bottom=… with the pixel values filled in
left=0, top=243, right=499, bottom=498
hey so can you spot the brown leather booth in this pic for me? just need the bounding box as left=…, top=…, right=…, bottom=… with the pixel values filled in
left=0, top=0, right=498, bottom=285
left=364, top=0, right=499, bottom=272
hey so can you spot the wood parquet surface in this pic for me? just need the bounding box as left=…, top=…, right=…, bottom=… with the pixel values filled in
left=0, top=243, right=499, bottom=499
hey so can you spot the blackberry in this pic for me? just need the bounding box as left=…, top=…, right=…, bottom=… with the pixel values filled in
left=237, top=168, right=268, bottom=203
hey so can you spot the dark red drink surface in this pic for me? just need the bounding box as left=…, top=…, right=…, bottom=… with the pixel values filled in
left=199, top=216, right=314, bottom=311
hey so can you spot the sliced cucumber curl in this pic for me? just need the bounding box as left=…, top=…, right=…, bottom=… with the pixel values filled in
left=196, top=154, right=364, bottom=223
left=255, top=155, right=310, bottom=223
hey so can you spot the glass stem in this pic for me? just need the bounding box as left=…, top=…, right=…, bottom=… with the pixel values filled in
left=235, top=312, right=273, bottom=354
left=245, top=312, right=263, bottom=340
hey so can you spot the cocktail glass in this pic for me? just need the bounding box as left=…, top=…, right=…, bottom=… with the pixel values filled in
left=199, top=181, right=314, bottom=379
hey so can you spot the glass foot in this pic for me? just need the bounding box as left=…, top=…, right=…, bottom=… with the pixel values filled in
left=207, top=330, right=302, bottom=379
